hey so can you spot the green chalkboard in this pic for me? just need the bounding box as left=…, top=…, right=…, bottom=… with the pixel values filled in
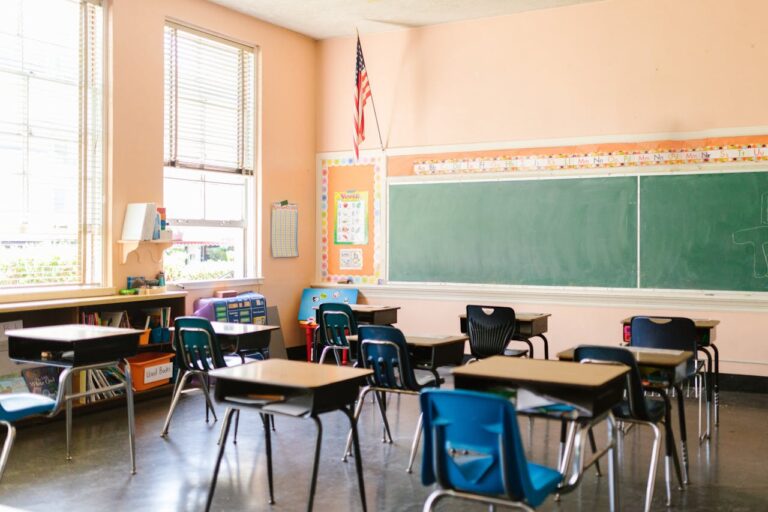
left=389, top=177, right=638, bottom=287
left=640, top=172, right=768, bottom=291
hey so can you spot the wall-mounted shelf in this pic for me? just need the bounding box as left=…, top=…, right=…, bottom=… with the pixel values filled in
left=118, top=240, right=173, bottom=264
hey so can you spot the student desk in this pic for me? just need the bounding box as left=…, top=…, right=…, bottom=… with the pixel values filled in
left=305, top=304, right=401, bottom=361
left=207, top=360, right=372, bottom=512
left=208, top=321, right=279, bottom=360
left=622, top=317, right=721, bottom=426
left=7, top=324, right=141, bottom=473
left=347, top=333, right=467, bottom=380
left=452, top=356, right=627, bottom=511
left=558, top=346, right=694, bottom=485
left=459, top=312, right=551, bottom=359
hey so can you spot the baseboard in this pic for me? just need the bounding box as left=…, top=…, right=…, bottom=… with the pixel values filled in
left=718, top=373, right=768, bottom=394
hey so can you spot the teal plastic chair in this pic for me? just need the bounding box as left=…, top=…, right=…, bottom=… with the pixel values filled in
left=316, top=302, right=358, bottom=365
left=0, top=393, right=57, bottom=480
left=161, top=317, right=231, bottom=437
left=420, top=389, right=562, bottom=511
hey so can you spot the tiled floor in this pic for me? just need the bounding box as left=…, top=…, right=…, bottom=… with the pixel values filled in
left=0, top=375, right=766, bottom=511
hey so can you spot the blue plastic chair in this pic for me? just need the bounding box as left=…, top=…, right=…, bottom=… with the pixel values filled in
left=574, top=345, right=668, bottom=511
left=420, top=389, right=562, bottom=511
left=161, top=316, right=246, bottom=437
left=343, top=325, right=440, bottom=473
left=0, top=393, right=57, bottom=480
left=316, top=302, right=358, bottom=365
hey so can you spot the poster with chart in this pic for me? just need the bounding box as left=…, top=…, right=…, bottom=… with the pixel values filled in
left=339, top=248, right=364, bottom=270
left=334, top=191, right=368, bottom=245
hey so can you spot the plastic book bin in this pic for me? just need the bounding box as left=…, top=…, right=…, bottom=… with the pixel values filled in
left=125, top=352, right=174, bottom=392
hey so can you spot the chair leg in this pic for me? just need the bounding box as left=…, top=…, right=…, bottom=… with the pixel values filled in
left=161, top=371, right=193, bottom=437
left=341, top=405, right=368, bottom=512
left=0, top=421, right=16, bottom=482
left=200, top=374, right=218, bottom=424
left=205, top=407, right=238, bottom=512
left=343, top=387, right=370, bottom=461
left=406, top=413, right=423, bottom=473
left=588, top=427, right=602, bottom=477
left=373, top=390, right=393, bottom=443
left=643, top=422, right=662, bottom=512
left=318, top=346, right=331, bottom=365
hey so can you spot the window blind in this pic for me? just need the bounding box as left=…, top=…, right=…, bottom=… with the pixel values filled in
left=164, top=23, right=254, bottom=175
left=0, top=0, right=104, bottom=288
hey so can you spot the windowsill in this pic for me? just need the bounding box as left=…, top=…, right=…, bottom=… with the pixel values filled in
left=0, top=286, right=116, bottom=305
left=167, top=277, right=264, bottom=291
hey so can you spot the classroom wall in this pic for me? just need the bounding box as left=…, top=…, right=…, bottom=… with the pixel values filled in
left=110, top=0, right=316, bottom=346
left=316, top=0, right=768, bottom=376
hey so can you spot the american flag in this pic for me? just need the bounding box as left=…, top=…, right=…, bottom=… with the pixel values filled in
left=353, top=36, right=371, bottom=160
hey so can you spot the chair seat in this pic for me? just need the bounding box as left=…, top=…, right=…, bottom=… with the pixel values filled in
left=503, top=348, right=528, bottom=358
left=526, top=461, right=563, bottom=507
left=224, top=355, right=260, bottom=367
left=613, top=397, right=665, bottom=423
left=414, top=370, right=442, bottom=389
left=0, top=393, right=56, bottom=422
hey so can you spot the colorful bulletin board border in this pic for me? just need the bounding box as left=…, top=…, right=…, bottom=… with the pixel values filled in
left=319, top=154, right=385, bottom=284
left=411, top=135, right=768, bottom=175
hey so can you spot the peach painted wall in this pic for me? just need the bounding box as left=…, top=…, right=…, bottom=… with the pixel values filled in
left=317, top=0, right=768, bottom=376
left=110, top=0, right=316, bottom=347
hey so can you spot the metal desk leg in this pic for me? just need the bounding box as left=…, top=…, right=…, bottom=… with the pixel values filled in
left=124, top=363, right=136, bottom=474
left=342, top=406, right=368, bottom=512
left=659, top=390, right=685, bottom=491
left=534, top=334, right=550, bottom=360
left=697, top=348, right=713, bottom=443
left=205, top=407, right=238, bottom=512
left=673, top=384, right=690, bottom=485
left=65, top=372, right=73, bottom=461
left=607, top=414, right=621, bottom=512
left=261, top=413, right=275, bottom=504
left=307, top=416, right=323, bottom=512
left=710, top=344, right=720, bottom=425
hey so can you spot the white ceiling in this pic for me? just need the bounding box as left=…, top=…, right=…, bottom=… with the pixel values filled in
left=209, top=0, right=605, bottom=40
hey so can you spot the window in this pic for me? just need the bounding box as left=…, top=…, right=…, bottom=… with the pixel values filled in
left=163, top=22, right=256, bottom=282
left=0, top=0, right=104, bottom=289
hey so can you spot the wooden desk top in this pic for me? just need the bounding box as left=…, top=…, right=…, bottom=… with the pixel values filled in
left=209, top=322, right=280, bottom=335
left=406, top=335, right=468, bottom=347
left=620, top=317, right=719, bottom=329
left=209, top=359, right=372, bottom=389
left=458, top=312, right=551, bottom=322
left=6, top=324, right=142, bottom=341
left=452, top=356, right=628, bottom=389
left=558, top=346, right=693, bottom=368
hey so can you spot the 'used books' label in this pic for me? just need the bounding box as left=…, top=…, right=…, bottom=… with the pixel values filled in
left=144, top=363, right=173, bottom=384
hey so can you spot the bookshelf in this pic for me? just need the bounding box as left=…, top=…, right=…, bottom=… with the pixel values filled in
left=0, top=291, right=186, bottom=417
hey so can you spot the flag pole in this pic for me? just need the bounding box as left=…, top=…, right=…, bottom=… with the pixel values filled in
left=356, top=28, right=386, bottom=153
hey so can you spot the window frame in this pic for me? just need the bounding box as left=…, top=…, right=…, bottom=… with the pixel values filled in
left=0, top=0, right=108, bottom=298
left=162, top=20, right=261, bottom=287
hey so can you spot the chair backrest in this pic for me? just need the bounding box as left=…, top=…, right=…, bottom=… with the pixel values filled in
left=318, top=302, right=358, bottom=348
left=573, top=345, right=655, bottom=422
left=174, top=316, right=227, bottom=371
left=630, top=316, right=697, bottom=374
left=357, top=325, right=421, bottom=391
left=466, top=305, right=516, bottom=359
left=420, top=389, right=547, bottom=506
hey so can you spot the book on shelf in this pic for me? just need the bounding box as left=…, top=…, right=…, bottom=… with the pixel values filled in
left=81, top=310, right=132, bottom=328
left=143, top=307, right=172, bottom=329
left=21, top=367, right=62, bottom=398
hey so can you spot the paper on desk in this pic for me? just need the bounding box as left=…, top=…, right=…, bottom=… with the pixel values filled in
left=515, top=389, right=558, bottom=411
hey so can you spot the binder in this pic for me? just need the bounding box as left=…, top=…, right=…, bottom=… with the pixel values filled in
left=121, top=203, right=157, bottom=241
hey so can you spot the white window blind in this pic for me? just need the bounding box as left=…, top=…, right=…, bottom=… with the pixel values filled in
left=0, top=0, right=104, bottom=288
left=164, top=23, right=254, bottom=174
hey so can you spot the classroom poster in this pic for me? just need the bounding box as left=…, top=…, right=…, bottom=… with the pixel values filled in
left=334, top=191, right=368, bottom=245
left=339, top=248, right=363, bottom=270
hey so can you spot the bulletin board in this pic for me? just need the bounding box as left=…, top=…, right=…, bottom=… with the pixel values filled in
left=318, top=154, right=385, bottom=284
